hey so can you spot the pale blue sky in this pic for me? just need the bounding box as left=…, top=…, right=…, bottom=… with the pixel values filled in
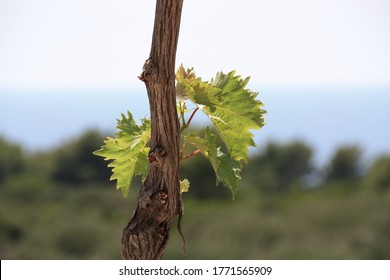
left=0, top=0, right=389, bottom=164
left=0, top=0, right=389, bottom=90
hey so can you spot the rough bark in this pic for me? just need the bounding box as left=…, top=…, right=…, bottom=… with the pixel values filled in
left=121, top=0, right=184, bottom=260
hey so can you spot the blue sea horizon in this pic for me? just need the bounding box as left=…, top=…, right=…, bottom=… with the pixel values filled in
left=1, top=86, right=389, bottom=166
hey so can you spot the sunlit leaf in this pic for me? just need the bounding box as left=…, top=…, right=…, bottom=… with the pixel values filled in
left=185, top=128, right=241, bottom=198
left=180, top=178, right=190, bottom=194
left=177, top=67, right=266, bottom=162
left=93, top=112, right=151, bottom=197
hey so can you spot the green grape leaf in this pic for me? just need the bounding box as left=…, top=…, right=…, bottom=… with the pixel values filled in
left=176, top=65, right=195, bottom=101
left=176, top=65, right=220, bottom=107
left=180, top=178, right=190, bottom=194
left=93, top=111, right=151, bottom=197
left=177, top=67, right=266, bottom=162
left=185, top=128, right=241, bottom=198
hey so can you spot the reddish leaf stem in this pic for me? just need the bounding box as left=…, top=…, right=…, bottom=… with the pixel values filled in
left=181, top=149, right=201, bottom=161
left=186, top=107, right=199, bottom=128
left=179, top=140, right=187, bottom=160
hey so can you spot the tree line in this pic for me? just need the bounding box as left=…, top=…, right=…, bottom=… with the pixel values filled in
left=1, top=130, right=389, bottom=259
left=1, top=129, right=389, bottom=196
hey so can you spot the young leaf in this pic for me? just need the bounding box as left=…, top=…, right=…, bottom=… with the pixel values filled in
left=180, top=179, right=190, bottom=194
left=177, top=67, right=266, bottom=162
left=185, top=128, right=241, bottom=198
left=93, top=112, right=151, bottom=197
left=176, top=66, right=220, bottom=108
left=176, top=65, right=195, bottom=101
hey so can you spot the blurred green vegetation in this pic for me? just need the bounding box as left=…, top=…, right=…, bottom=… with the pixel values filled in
left=1, top=130, right=389, bottom=259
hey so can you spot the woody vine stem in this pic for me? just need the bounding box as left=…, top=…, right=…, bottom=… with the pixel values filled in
left=94, top=0, right=266, bottom=259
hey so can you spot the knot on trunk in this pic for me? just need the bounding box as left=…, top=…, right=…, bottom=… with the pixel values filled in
left=138, top=58, right=155, bottom=82
left=148, top=146, right=167, bottom=166
left=152, top=190, right=168, bottom=206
